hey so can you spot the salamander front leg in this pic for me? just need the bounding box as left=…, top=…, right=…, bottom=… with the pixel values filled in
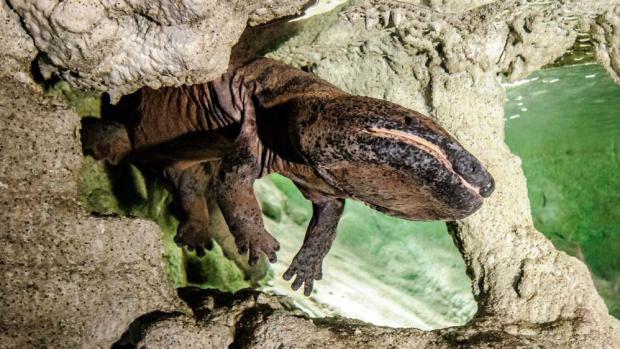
left=215, top=149, right=280, bottom=265
left=284, top=196, right=344, bottom=296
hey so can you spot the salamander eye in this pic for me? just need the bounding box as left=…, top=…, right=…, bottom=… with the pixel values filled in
left=94, top=143, right=111, bottom=159
left=468, top=163, right=478, bottom=174
left=455, top=156, right=481, bottom=176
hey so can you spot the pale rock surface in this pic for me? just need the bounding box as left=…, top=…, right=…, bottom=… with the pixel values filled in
left=6, top=0, right=312, bottom=102
left=0, top=78, right=185, bottom=348
left=400, top=0, right=497, bottom=13
left=0, top=1, right=36, bottom=80
left=129, top=288, right=619, bottom=348
left=592, top=6, right=620, bottom=83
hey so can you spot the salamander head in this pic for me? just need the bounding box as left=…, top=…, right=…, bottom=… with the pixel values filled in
left=81, top=118, right=132, bottom=165
left=295, top=96, right=494, bottom=220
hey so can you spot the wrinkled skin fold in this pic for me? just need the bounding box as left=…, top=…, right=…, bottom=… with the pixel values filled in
left=81, top=58, right=494, bottom=295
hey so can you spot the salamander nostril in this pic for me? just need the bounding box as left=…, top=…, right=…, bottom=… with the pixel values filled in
left=479, top=178, right=495, bottom=198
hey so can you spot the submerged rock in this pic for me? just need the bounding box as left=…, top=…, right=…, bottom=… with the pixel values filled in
left=257, top=174, right=476, bottom=329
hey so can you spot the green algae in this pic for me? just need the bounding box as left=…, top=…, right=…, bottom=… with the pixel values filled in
left=46, top=80, right=101, bottom=118
left=263, top=173, right=312, bottom=225
left=77, top=158, right=183, bottom=285
left=77, top=156, right=254, bottom=291
left=504, top=64, right=620, bottom=318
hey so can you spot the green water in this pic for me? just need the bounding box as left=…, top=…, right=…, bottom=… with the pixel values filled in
left=256, top=175, right=475, bottom=329
left=504, top=64, right=620, bottom=318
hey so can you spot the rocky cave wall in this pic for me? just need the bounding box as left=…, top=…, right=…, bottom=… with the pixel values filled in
left=1, top=0, right=620, bottom=348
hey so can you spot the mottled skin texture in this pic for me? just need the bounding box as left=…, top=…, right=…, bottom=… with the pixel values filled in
left=82, top=58, right=494, bottom=295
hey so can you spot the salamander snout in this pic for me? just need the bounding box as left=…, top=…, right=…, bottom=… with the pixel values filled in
left=453, top=154, right=495, bottom=198
left=479, top=178, right=495, bottom=198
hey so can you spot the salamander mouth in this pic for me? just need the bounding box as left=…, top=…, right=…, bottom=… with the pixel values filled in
left=365, top=127, right=482, bottom=197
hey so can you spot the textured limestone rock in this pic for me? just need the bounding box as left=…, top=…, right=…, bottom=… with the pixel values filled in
left=131, top=288, right=436, bottom=348
left=248, top=0, right=318, bottom=25
left=135, top=315, right=232, bottom=348
left=0, top=78, right=185, bottom=348
left=592, top=6, right=620, bottom=83
left=0, top=2, right=36, bottom=80
left=126, top=288, right=617, bottom=348
left=400, top=0, right=497, bottom=13
left=6, top=0, right=312, bottom=102
left=135, top=288, right=306, bottom=348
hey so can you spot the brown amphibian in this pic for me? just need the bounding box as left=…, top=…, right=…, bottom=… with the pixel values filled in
left=82, top=58, right=495, bottom=296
